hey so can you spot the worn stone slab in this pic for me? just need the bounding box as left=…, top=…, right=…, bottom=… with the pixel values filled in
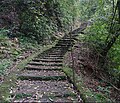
left=20, top=70, right=65, bottom=77
left=11, top=80, right=77, bottom=97
left=25, top=65, right=62, bottom=70
left=42, top=57, right=63, bottom=59
left=13, top=96, right=78, bottom=103
left=18, top=70, right=66, bottom=81
left=44, top=55, right=63, bottom=57
left=28, top=62, right=62, bottom=66
left=32, top=58, right=63, bottom=62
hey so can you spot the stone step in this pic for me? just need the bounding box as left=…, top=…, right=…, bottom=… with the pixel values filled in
left=20, top=70, right=65, bottom=77
left=28, top=62, right=63, bottom=66
left=56, top=42, right=73, bottom=45
left=57, top=41, right=72, bottom=43
left=43, top=52, right=62, bottom=55
left=63, top=36, right=77, bottom=39
left=12, top=94, right=78, bottom=103
left=57, top=41, right=75, bottom=44
left=47, top=48, right=62, bottom=51
left=46, top=53, right=64, bottom=56
left=45, top=54, right=63, bottom=56
left=55, top=46, right=70, bottom=48
left=59, top=40, right=74, bottom=43
left=30, top=61, right=62, bottom=64
left=18, top=75, right=66, bottom=81
left=63, top=34, right=78, bottom=37
left=44, top=52, right=62, bottom=55
left=32, top=58, right=63, bottom=62
left=44, top=55, right=63, bottom=57
left=55, top=44, right=72, bottom=47
left=50, top=46, right=61, bottom=49
left=49, top=47, right=64, bottom=50
left=25, top=65, right=62, bottom=70
left=51, top=46, right=70, bottom=48
left=56, top=44, right=72, bottom=47
left=61, top=38, right=74, bottom=40
left=18, top=70, right=66, bottom=81
left=42, top=57, right=63, bottom=59
left=11, top=80, right=77, bottom=99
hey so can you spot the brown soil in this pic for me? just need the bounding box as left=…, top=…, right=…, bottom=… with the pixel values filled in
left=64, top=42, right=120, bottom=102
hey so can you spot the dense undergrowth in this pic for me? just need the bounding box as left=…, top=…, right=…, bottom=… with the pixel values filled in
left=0, top=29, right=41, bottom=78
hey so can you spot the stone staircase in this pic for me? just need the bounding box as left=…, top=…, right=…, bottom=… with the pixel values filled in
left=11, top=34, right=82, bottom=102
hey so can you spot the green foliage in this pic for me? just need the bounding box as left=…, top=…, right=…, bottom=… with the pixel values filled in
left=16, top=0, right=81, bottom=43
left=108, top=36, right=120, bottom=84
left=18, top=36, right=42, bottom=51
left=85, top=21, right=109, bottom=50
left=17, top=0, right=54, bottom=43
left=0, top=29, right=9, bottom=41
left=58, top=0, right=80, bottom=25
left=80, top=0, right=120, bottom=86
left=97, top=86, right=111, bottom=95
left=0, top=59, right=11, bottom=76
left=79, top=0, right=113, bottom=21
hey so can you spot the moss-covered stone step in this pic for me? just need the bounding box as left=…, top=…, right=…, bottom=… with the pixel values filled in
left=56, top=44, right=72, bottom=46
left=57, top=42, right=72, bottom=45
left=45, top=54, right=63, bottom=56
left=11, top=80, right=77, bottom=98
left=28, top=62, right=63, bottom=66
left=43, top=56, right=63, bottom=58
left=32, top=58, right=63, bottom=62
left=18, top=70, right=66, bottom=81
left=28, top=61, right=62, bottom=65
left=12, top=93, right=78, bottom=103
left=46, top=48, right=61, bottom=51
left=59, top=43, right=73, bottom=45
left=25, top=65, right=62, bottom=70
left=57, top=40, right=74, bottom=43
left=58, top=41, right=73, bottom=44
left=60, top=38, right=74, bottom=41
left=20, top=70, right=65, bottom=76
left=62, top=37, right=76, bottom=39
left=42, top=52, right=63, bottom=55
left=50, top=46, right=69, bottom=49
left=45, top=53, right=63, bottom=56
left=43, top=56, right=63, bottom=59
left=58, top=42, right=73, bottom=44
left=18, top=75, right=66, bottom=81
left=12, top=92, right=77, bottom=99
left=50, top=47, right=62, bottom=49
left=55, top=46, right=70, bottom=48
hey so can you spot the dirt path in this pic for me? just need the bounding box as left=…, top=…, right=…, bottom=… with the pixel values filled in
left=10, top=34, right=82, bottom=102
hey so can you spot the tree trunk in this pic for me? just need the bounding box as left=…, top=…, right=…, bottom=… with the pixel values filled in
left=102, top=33, right=119, bottom=56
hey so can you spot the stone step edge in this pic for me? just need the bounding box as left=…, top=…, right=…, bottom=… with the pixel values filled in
left=18, top=75, right=67, bottom=81
left=25, top=67, right=62, bottom=70
left=32, top=59, right=63, bottom=62
left=28, top=63, right=63, bottom=66
left=11, top=92, right=77, bottom=100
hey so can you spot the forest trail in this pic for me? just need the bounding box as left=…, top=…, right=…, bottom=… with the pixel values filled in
left=10, top=34, right=82, bottom=102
